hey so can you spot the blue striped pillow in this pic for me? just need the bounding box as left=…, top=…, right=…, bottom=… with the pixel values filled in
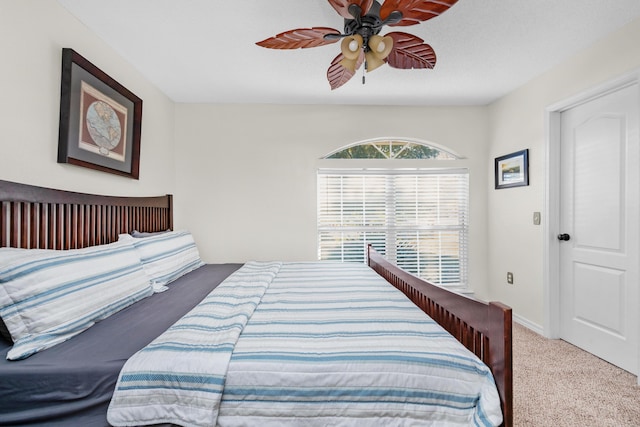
left=0, top=241, right=153, bottom=360
left=119, top=230, right=204, bottom=287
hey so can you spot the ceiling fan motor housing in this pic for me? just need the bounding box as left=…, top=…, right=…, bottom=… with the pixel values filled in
left=343, top=1, right=401, bottom=51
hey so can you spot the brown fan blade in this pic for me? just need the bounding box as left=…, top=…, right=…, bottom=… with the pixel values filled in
left=385, top=32, right=436, bottom=69
left=327, top=51, right=364, bottom=90
left=328, top=0, right=374, bottom=18
left=380, top=0, right=459, bottom=26
left=256, top=27, right=341, bottom=49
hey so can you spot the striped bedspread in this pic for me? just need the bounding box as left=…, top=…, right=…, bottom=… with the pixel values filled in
left=107, top=262, right=282, bottom=426
left=108, top=262, right=503, bottom=427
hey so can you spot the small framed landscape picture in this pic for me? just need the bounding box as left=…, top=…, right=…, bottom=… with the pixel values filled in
left=58, top=48, right=142, bottom=179
left=495, top=149, right=529, bottom=189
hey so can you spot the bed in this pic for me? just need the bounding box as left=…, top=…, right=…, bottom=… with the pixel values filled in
left=0, top=179, right=512, bottom=427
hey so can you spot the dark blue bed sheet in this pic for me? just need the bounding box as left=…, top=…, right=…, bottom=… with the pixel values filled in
left=0, top=264, right=242, bottom=427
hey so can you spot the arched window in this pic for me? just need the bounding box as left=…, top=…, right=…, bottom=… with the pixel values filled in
left=318, top=138, right=468, bottom=289
left=324, top=139, right=459, bottom=160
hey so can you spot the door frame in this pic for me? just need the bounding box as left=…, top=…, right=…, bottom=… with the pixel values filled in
left=544, top=69, right=640, bottom=362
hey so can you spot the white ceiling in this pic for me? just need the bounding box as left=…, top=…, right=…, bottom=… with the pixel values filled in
left=57, top=0, right=640, bottom=106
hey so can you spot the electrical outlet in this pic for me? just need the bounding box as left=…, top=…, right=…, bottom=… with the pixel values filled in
left=507, top=272, right=514, bottom=284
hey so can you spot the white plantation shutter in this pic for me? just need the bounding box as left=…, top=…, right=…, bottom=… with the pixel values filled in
left=317, top=169, right=469, bottom=288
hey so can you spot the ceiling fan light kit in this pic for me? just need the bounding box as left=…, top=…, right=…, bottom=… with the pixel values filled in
left=365, top=35, right=394, bottom=71
left=256, top=0, right=459, bottom=89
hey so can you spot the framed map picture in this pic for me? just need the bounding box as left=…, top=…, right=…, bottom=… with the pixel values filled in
left=58, top=48, right=142, bottom=179
left=494, top=149, right=529, bottom=189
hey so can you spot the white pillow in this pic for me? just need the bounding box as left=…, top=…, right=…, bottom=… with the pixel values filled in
left=0, top=240, right=153, bottom=360
left=119, top=230, right=204, bottom=287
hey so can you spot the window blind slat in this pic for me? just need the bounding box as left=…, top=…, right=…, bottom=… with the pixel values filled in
left=317, top=172, right=469, bottom=288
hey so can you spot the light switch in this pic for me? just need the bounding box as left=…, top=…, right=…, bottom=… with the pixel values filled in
left=533, top=211, right=541, bottom=225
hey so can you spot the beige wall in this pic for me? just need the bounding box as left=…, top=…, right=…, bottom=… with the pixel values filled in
left=174, top=104, right=492, bottom=298
left=487, top=17, right=640, bottom=329
left=0, top=0, right=175, bottom=197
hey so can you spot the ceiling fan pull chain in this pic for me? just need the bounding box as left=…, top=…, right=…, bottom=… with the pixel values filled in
left=362, top=63, right=366, bottom=85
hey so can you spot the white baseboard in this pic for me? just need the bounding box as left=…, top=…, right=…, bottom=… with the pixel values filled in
left=513, top=313, right=544, bottom=336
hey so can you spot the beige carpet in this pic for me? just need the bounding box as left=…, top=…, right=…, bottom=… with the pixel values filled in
left=513, top=323, right=640, bottom=426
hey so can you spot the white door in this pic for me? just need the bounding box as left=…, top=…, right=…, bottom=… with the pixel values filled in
left=559, top=83, right=639, bottom=374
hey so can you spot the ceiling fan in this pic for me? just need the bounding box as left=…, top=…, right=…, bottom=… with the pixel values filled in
left=256, top=0, right=459, bottom=90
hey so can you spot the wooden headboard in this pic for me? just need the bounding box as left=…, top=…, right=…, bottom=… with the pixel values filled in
left=0, top=180, right=173, bottom=249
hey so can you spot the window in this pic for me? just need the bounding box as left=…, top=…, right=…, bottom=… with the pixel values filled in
left=325, top=139, right=457, bottom=160
left=318, top=140, right=468, bottom=288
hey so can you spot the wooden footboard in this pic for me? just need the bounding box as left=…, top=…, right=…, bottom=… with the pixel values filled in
left=368, top=246, right=513, bottom=427
left=0, top=180, right=172, bottom=249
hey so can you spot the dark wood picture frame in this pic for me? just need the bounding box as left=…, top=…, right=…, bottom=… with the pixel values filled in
left=495, top=149, right=529, bottom=189
left=58, top=48, right=142, bottom=179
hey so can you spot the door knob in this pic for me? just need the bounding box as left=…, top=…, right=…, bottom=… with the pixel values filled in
left=557, top=233, right=571, bottom=241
